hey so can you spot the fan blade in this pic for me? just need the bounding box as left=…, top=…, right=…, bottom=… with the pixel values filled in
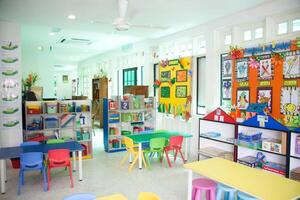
left=118, top=0, right=128, bottom=19
left=130, top=24, right=169, bottom=30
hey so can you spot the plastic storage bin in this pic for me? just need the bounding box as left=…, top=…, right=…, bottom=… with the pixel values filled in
left=45, top=118, right=59, bottom=129
left=46, top=102, right=57, bottom=113
left=238, top=132, right=262, bottom=142
left=82, top=133, right=90, bottom=140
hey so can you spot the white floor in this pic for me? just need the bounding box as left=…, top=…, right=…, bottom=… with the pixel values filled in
left=1, top=129, right=196, bottom=200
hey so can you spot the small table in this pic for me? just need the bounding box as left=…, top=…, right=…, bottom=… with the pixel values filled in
left=184, top=157, right=300, bottom=200
left=127, top=131, right=192, bottom=169
left=0, top=141, right=84, bottom=194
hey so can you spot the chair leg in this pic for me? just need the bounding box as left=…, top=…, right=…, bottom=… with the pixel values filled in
left=164, top=149, right=172, bottom=168
left=42, top=167, right=47, bottom=192
left=179, top=149, right=186, bottom=164
left=120, top=152, right=129, bottom=166
left=129, top=154, right=139, bottom=172
left=47, top=167, right=51, bottom=191
left=68, top=165, right=74, bottom=188
left=17, top=170, right=22, bottom=195
left=210, top=188, right=216, bottom=200
left=141, top=153, right=147, bottom=168
left=21, top=170, right=25, bottom=185
left=174, top=149, right=178, bottom=162
left=216, top=189, right=222, bottom=200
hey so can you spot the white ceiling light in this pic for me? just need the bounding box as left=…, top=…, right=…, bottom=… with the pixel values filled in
left=49, top=32, right=55, bottom=36
left=68, top=14, right=76, bottom=20
left=37, top=46, right=44, bottom=51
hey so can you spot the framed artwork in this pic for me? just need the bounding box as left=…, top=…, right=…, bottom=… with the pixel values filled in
left=257, top=88, right=272, bottom=112
left=259, top=55, right=273, bottom=80
left=175, top=85, right=187, bottom=98
left=284, top=53, right=300, bottom=79
left=222, top=59, right=232, bottom=77
left=176, top=70, right=187, bottom=82
left=160, top=71, right=171, bottom=82
left=160, top=86, right=170, bottom=98
left=237, top=89, right=250, bottom=110
left=222, top=80, right=232, bottom=100
left=62, top=75, right=68, bottom=83
left=280, top=87, right=300, bottom=115
left=236, top=58, right=248, bottom=82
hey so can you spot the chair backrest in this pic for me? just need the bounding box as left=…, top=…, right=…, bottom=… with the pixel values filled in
left=169, top=136, right=183, bottom=149
left=123, top=137, right=135, bottom=152
left=149, top=138, right=165, bottom=151
left=47, top=139, right=65, bottom=144
left=138, top=192, right=160, bottom=200
left=48, top=149, right=70, bottom=166
left=63, top=193, right=96, bottom=200
left=20, top=152, right=43, bottom=170
left=20, top=141, right=40, bottom=147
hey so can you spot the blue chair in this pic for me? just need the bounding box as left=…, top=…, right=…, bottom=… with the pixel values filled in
left=63, top=193, right=96, bottom=200
left=18, top=152, right=47, bottom=195
left=237, top=191, right=258, bottom=200
left=216, top=183, right=237, bottom=200
left=20, top=141, right=40, bottom=147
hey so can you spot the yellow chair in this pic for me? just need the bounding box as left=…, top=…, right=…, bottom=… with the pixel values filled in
left=96, top=193, right=128, bottom=200
left=138, top=192, right=160, bottom=200
left=120, top=137, right=147, bottom=171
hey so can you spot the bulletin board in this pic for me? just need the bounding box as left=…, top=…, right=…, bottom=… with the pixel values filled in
left=220, top=38, right=300, bottom=127
left=156, top=57, right=192, bottom=121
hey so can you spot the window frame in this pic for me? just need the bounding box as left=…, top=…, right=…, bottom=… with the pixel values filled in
left=123, top=67, right=138, bottom=93
left=196, top=56, right=206, bottom=116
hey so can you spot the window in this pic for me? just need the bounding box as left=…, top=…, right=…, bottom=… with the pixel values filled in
left=292, top=19, right=300, bottom=32
left=196, top=56, right=206, bottom=115
left=224, top=34, right=232, bottom=45
left=255, top=27, right=263, bottom=39
left=277, top=22, right=288, bottom=34
left=123, top=67, right=137, bottom=88
left=244, top=30, right=252, bottom=41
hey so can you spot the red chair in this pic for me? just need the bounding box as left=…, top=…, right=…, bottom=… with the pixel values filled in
left=164, top=136, right=186, bottom=167
left=47, top=149, right=73, bottom=190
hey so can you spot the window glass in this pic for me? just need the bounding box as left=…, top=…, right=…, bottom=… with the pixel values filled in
left=292, top=19, right=300, bottom=32
left=244, top=30, right=252, bottom=41
left=278, top=22, right=288, bottom=34
left=255, top=27, right=263, bottom=39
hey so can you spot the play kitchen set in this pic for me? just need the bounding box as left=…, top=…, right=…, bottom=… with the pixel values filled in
left=103, top=95, right=155, bottom=152
left=24, top=100, right=93, bottom=158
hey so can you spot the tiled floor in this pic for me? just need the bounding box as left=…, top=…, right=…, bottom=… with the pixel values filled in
left=1, top=129, right=195, bottom=200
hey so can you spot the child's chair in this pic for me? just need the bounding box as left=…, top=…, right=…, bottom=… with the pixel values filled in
left=216, top=183, right=237, bottom=200
left=237, top=191, right=258, bottom=200
left=192, top=178, right=216, bottom=200
left=47, top=149, right=73, bottom=190
left=96, top=193, right=128, bottom=200
left=63, top=193, right=96, bottom=200
left=143, top=137, right=166, bottom=168
left=138, top=192, right=160, bottom=200
left=163, top=135, right=185, bottom=167
left=46, top=139, right=65, bottom=144
left=120, top=137, right=147, bottom=171
left=20, top=141, right=40, bottom=146
left=18, top=152, right=47, bottom=195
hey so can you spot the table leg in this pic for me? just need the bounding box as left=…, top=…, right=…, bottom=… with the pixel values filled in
left=138, top=143, right=142, bottom=169
left=0, top=159, right=5, bottom=194
left=3, top=162, right=6, bottom=182
left=72, top=151, right=76, bottom=172
left=129, top=153, right=132, bottom=163
left=78, top=151, right=82, bottom=181
left=184, top=138, right=188, bottom=161
left=187, top=169, right=192, bottom=200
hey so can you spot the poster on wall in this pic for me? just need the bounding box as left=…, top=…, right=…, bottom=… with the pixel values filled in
left=222, top=59, right=232, bottom=77
left=236, top=58, right=248, bottom=82
left=284, top=52, right=300, bottom=79
left=222, top=80, right=232, bottom=100
left=237, top=89, right=249, bottom=110
left=176, top=70, right=187, bottom=82
left=175, top=85, right=187, bottom=98
left=280, top=87, right=299, bottom=115
left=257, top=88, right=272, bottom=112
left=160, top=86, right=170, bottom=98
left=160, top=71, right=171, bottom=82
left=259, top=55, right=273, bottom=80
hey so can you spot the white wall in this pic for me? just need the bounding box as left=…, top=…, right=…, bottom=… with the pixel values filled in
left=55, top=69, right=77, bottom=99
left=78, top=0, right=300, bottom=159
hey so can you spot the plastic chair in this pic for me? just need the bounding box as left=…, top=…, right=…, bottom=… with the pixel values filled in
left=216, top=184, right=237, bottom=200
left=96, top=193, right=128, bottom=200
left=20, top=141, right=40, bottom=146
left=47, top=149, right=73, bottom=190
left=163, top=136, right=185, bottom=167
left=63, top=193, right=96, bottom=200
left=18, top=152, right=47, bottom=195
left=138, top=192, right=160, bottom=200
left=143, top=137, right=166, bottom=168
left=46, top=139, right=65, bottom=144
left=120, top=137, right=147, bottom=171
left=192, top=178, right=216, bottom=200
left=237, top=191, right=258, bottom=200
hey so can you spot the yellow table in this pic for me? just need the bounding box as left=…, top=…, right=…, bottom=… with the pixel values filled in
left=96, top=193, right=128, bottom=200
left=184, top=158, right=300, bottom=200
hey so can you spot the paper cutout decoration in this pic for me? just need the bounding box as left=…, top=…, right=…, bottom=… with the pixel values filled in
left=176, top=70, right=187, bottom=82
left=259, top=55, right=273, bottom=80
left=237, top=89, right=249, bottom=110
left=242, top=114, right=288, bottom=131
left=284, top=54, right=300, bottom=79
left=160, top=86, right=170, bottom=98
left=236, top=58, right=248, bottom=82
left=222, top=59, right=232, bottom=77
left=175, top=85, right=187, bottom=98
left=160, top=71, right=171, bottom=82
left=222, top=80, right=232, bottom=100
left=280, top=87, right=299, bottom=116
left=203, top=108, right=236, bottom=124
left=257, top=88, right=272, bottom=112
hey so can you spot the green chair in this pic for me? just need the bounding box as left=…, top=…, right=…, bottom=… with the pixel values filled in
left=144, top=137, right=166, bottom=168
left=46, top=139, right=65, bottom=144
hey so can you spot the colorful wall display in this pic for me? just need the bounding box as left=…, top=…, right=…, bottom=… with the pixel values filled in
left=220, top=38, right=300, bottom=127
left=157, top=57, right=192, bottom=121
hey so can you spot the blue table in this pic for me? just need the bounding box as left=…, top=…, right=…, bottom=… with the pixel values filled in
left=0, top=141, right=84, bottom=194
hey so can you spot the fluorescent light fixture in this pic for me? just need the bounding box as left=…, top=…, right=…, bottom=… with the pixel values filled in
left=37, top=46, right=44, bottom=51
left=68, top=14, right=76, bottom=20
left=49, top=32, right=55, bottom=36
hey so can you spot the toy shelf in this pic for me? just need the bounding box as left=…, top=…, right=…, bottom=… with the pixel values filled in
left=103, top=95, right=155, bottom=153
left=24, top=100, right=93, bottom=158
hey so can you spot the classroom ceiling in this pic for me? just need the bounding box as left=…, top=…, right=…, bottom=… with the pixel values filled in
left=0, top=0, right=267, bottom=68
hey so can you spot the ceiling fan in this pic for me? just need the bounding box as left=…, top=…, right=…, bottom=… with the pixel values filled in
left=93, top=0, right=169, bottom=31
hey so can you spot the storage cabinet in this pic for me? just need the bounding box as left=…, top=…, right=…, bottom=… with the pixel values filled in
left=92, top=77, right=108, bottom=127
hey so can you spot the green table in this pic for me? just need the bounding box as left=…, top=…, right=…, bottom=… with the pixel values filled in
left=127, top=130, right=192, bottom=169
